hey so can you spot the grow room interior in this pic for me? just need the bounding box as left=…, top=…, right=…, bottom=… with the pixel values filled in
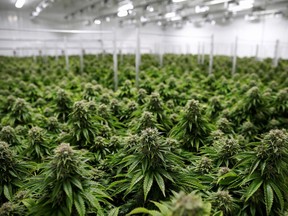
left=0, top=0, right=288, bottom=215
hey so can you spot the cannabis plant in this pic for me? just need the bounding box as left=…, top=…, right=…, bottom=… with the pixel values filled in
left=146, top=92, right=171, bottom=132
left=5, top=98, right=32, bottom=126
left=128, top=191, right=211, bottom=216
left=54, top=88, right=72, bottom=122
left=66, top=100, right=99, bottom=148
left=0, top=141, right=30, bottom=205
left=209, top=190, right=238, bottom=215
left=112, top=128, right=203, bottom=214
left=27, top=143, right=110, bottom=216
left=0, top=126, right=21, bottom=150
left=237, top=129, right=288, bottom=215
left=25, top=126, right=50, bottom=161
left=230, top=86, right=270, bottom=128
left=171, top=99, right=213, bottom=151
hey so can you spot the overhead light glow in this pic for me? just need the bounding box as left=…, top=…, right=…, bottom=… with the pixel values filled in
left=206, top=0, right=229, bottom=5
left=140, top=16, right=148, bottom=22
left=118, top=2, right=133, bottom=11
left=146, top=5, right=154, bottom=12
left=94, top=19, right=101, bottom=24
left=172, top=0, right=187, bottom=2
left=228, top=0, right=254, bottom=12
left=157, top=21, right=162, bottom=26
left=36, top=6, right=42, bottom=13
left=165, top=12, right=176, bottom=18
left=245, top=14, right=258, bottom=21
left=171, top=16, right=182, bottom=21
left=105, top=17, right=111, bottom=22
left=195, top=5, right=209, bottom=13
left=15, top=0, right=25, bottom=8
left=117, top=10, right=128, bottom=17
left=274, top=11, right=283, bottom=18
left=32, top=11, right=39, bottom=16
left=211, top=20, right=216, bottom=25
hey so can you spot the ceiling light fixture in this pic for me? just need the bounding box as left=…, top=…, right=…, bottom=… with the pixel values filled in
left=146, top=5, right=154, bottom=12
left=15, top=0, right=25, bottom=8
left=206, top=0, right=229, bottom=5
left=140, top=16, right=148, bottom=22
left=244, top=14, right=258, bottom=21
left=172, top=0, right=187, bottom=3
left=171, top=16, right=182, bottom=21
left=195, top=5, right=209, bottom=13
left=94, top=19, right=101, bottom=24
left=228, top=0, right=254, bottom=12
left=118, top=2, right=133, bottom=11
left=32, top=11, right=39, bottom=16
left=165, top=12, right=176, bottom=18
left=117, top=10, right=128, bottom=17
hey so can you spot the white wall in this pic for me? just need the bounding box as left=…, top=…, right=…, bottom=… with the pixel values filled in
left=0, top=9, right=287, bottom=59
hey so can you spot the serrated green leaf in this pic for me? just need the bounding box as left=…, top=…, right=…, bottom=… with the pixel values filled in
left=65, top=196, right=73, bottom=213
left=74, top=194, right=85, bottom=216
left=127, top=207, right=152, bottom=215
left=264, top=183, right=273, bottom=215
left=63, top=181, right=72, bottom=199
left=70, top=178, right=83, bottom=190
left=4, top=184, right=12, bottom=201
left=154, top=173, right=166, bottom=197
left=245, top=178, right=263, bottom=201
left=269, top=182, right=284, bottom=211
left=129, top=172, right=143, bottom=191
left=151, top=201, right=170, bottom=214
left=108, top=207, right=120, bottom=216
left=143, top=172, right=154, bottom=201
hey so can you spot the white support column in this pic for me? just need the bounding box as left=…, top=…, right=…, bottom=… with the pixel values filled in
left=197, top=42, right=201, bottom=64
left=64, top=36, right=69, bottom=71
left=159, top=44, right=163, bottom=67
left=201, top=42, right=205, bottom=64
left=208, top=34, right=214, bottom=75
left=33, top=53, right=36, bottom=63
left=80, top=48, right=84, bottom=73
left=43, top=42, right=47, bottom=64
left=230, top=43, right=234, bottom=62
left=135, top=27, right=141, bottom=88
left=255, top=44, right=259, bottom=60
left=55, top=49, right=59, bottom=62
left=113, top=31, right=118, bottom=91
left=273, top=39, right=279, bottom=67
left=232, top=36, right=238, bottom=75
left=119, top=48, right=123, bottom=65
left=100, top=40, right=104, bottom=59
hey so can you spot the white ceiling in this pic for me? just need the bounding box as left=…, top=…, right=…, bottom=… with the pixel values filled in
left=0, top=0, right=287, bottom=28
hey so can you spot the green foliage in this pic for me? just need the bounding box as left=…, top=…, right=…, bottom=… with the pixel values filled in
left=171, top=99, right=213, bottom=151
left=128, top=191, right=211, bottom=216
left=26, top=143, right=110, bottom=216
left=0, top=54, right=288, bottom=216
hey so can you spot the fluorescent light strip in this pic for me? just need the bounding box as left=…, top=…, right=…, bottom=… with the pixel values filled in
left=165, top=12, right=176, bottom=18
left=206, top=0, right=229, bottom=5
left=228, top=0, right=254, bottom=12
left=118, top=3, right=133, bottom=11
left=15, top=0, right=25, bottom=8
left=117, top=10, right=128, bottom=17
left=172, top=0, right=187, bottom=3
left=195, top=5, right=209, bottom=13
left=94, top=19, right=101, bottom=24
